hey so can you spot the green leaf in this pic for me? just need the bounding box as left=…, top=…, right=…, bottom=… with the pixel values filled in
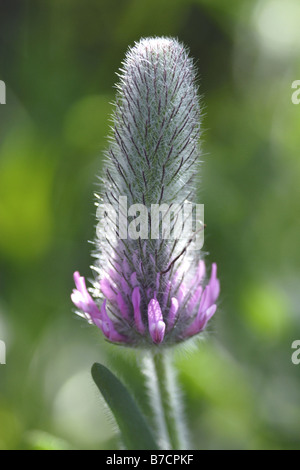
left=91, top=363, right=159, bottom=450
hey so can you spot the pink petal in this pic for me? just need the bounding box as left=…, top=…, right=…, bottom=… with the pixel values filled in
left=148, top=298, right=166, bottom=344
left=167, top=297, right=179, bottom=331
left=132, top=286, right=145, bottom=334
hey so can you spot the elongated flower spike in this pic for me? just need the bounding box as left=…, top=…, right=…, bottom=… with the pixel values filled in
left=71, top=37, right=220, bottom=347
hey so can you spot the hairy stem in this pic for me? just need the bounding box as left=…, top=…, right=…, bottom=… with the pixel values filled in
left=142, top=350, right=189, bottom=450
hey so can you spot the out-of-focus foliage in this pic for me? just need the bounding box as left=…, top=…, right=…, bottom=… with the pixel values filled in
left=0, top=0, right=299, bottom=450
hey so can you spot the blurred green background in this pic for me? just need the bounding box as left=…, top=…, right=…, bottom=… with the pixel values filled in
left=1, top=0, right=300, bottom=450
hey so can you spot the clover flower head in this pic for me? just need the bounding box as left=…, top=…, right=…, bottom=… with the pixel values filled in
left=71, top=37, right=220, bottom=348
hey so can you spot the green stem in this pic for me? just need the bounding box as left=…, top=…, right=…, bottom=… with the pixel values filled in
left=142, top=350, right=189, bottom=450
